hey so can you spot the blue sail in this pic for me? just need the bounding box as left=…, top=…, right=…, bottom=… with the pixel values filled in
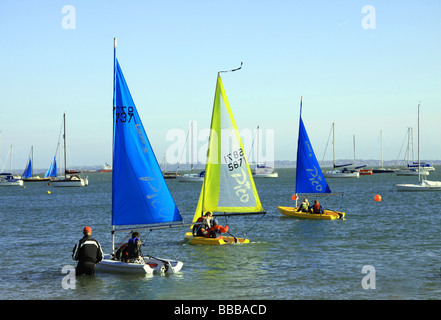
left=22, top=158, right=32, bottom=179
left=44, top=157, right=57, bottom=178
left=295, top=98, right=332, bottom=194
left=112, top=58, right=182, bottom=226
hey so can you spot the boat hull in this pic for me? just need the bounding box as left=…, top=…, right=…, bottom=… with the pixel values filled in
left=51, top=176, right=88, bottom=187
left=323, top=171, right=359, bottom=178
left=176, top=176, right=204, bottom=182
left=0, top=180, right=23, bottom=186
left=277, top=206, right=345, bottom=220
left=396, top=170, right=429, bottom=176
left=253, top=172, right=279, bottom=178
left=184, top=232, right=249, bottom=245
left=395, top=180, right=441, bottom=191
left=97, top=254, right=183, bottom=274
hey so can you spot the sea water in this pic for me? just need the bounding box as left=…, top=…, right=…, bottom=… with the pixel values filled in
left=0, top=168, right=441, bottom=300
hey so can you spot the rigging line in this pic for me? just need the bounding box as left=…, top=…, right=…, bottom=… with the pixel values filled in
left=243, top=212, right=266, bottom=237
left=321, top=123, right=333, bottom=165
left=175, top=123, right=191, bottom=173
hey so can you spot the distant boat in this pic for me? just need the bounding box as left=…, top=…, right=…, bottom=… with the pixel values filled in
left=184, top=66, right=266, bottom=245
left=277, top=97, right=345, bottom=220
left=177, top=171, right=204, bottom=182
left=98, top=38, right=184, bottom=274
left=160, top=155, right=176, bottom=179
left=176, top=121, right=204, bottom=182
left=252, top=126, right=278, bottom=178
left=322, top=123, right=359, bottom=178
left=395, top=127, right=430, bottom=176
left=21, top=146, right=50, bottom=182
left=372, top=130, right=398, bottom=174
left=0, top=173, right=23, bottom=187
left=0, top=145, right=23, bottom=186
left=99, top=162, right=112, bottom=173
left=359, top=169, right=373, bottom=175
left=395, top=104, right=441, bottom=191
left=50, top=114, right=88, bottom=187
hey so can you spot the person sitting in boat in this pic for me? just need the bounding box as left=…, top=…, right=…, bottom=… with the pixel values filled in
left=120, top=232, right=143, bottom=262
left=310, top=200, right=324, bottom=214
left=193, top=212, right=213, bottom=237
left=207, top=218, right=229, bottom=239
left=297, top=197, right=310, bottom=212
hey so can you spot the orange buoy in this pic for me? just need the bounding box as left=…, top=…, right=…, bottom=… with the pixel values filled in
left=374, top=194, right=382, bottom=202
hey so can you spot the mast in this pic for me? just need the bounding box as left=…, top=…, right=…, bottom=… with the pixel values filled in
left=418, top=103, right=421, bottom=183
left=380, top=130, right=383, bottom=169
left=111, top=37, right=117, bottom=255
left=62, top=113, right=67, bottom=177
left=332, top=122, right=335, bottom=168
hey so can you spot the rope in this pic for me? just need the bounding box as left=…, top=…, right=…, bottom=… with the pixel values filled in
left=243, top=212, right=266, bottom=237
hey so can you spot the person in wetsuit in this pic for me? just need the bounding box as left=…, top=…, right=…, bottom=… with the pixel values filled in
left=72, top=226, right=103, bottom=276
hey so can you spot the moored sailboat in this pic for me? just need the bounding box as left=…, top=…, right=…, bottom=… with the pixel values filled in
left=50, top=114, right=88, bottom=187
left=98, top=38, right=184, bottom=274
left=395, top=104, right=441, bottom=191
left=184, top=65, right=266, bottom=245
left=322, top=123, right=359, bottom=178
left=278, top=97, right=345, bottom=220
left=21, top=146, right=50, bottom=182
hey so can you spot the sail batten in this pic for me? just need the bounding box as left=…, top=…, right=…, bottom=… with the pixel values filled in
left=112, top=58, right=183, bottom=227
left=192, top=75, right=263, bottom=222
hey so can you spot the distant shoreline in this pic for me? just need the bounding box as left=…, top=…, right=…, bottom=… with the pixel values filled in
left=13, top=159, right=440, bottom=175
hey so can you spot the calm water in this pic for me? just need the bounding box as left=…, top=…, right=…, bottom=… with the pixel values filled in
left=1, top=168, right=441, bottom=300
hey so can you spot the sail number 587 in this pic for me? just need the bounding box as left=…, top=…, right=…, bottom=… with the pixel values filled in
left=224, top=148, right=244, bottom=172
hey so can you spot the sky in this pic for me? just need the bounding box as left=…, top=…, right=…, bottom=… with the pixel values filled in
left=1, top=1, right=440, bottom=171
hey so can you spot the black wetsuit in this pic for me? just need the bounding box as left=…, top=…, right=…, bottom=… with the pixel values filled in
left=72, top=235, right=103, bottom=276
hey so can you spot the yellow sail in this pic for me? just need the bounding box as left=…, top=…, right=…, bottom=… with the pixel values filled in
left=192, top=74, right=263, bottom=223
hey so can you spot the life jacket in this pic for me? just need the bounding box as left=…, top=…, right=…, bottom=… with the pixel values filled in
left=192, top=217, right=205, bottom=235
left=127, top=237, right=141, bottom=259
left=206, top=225, right=229, bottom=238
left=313, top=203, right=323, bottom=214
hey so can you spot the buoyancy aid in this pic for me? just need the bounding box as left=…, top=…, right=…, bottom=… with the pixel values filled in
left=206, top=224, right=229, bottom=238
left=313, top=203, right=324, bottom=214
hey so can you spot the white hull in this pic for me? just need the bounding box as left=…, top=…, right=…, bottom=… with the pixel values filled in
left=395, top=180, right=441, bottom=191
left=51, top=176, right=88, bottom=187
left=177, top=174, right=204, bottom=182
left=323, top=170, right=359, bottom=178
left=253, top=172, right=278, bottom=178
left=97, top=254, right=183, bottom=274
left=0, top=180, right=23, bottom=186
left=396, top=169, right=429, bottom=176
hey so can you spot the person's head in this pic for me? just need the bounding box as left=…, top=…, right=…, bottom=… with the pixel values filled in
left=205, top=212, right=213, bottom=219
left=314, top=200, right=319, bottom=205
left=132, top=231, right=140, bottom=239
left=83, top=226, right=92, bottom=236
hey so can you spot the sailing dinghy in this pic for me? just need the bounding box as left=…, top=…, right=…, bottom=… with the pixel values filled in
left=98, top=39, right=184, bottom=274
left=184, top=66, right=266, bottom=245
left=278, top=97, right=345, bottom=220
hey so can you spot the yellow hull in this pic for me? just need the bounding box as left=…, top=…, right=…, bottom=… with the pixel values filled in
left=184, top=232, right=250, bottom=245
left=277, top=206, right=345, bottom=220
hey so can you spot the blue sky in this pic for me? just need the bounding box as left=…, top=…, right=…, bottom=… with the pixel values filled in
left=1, top=1, right=440, bottom=170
